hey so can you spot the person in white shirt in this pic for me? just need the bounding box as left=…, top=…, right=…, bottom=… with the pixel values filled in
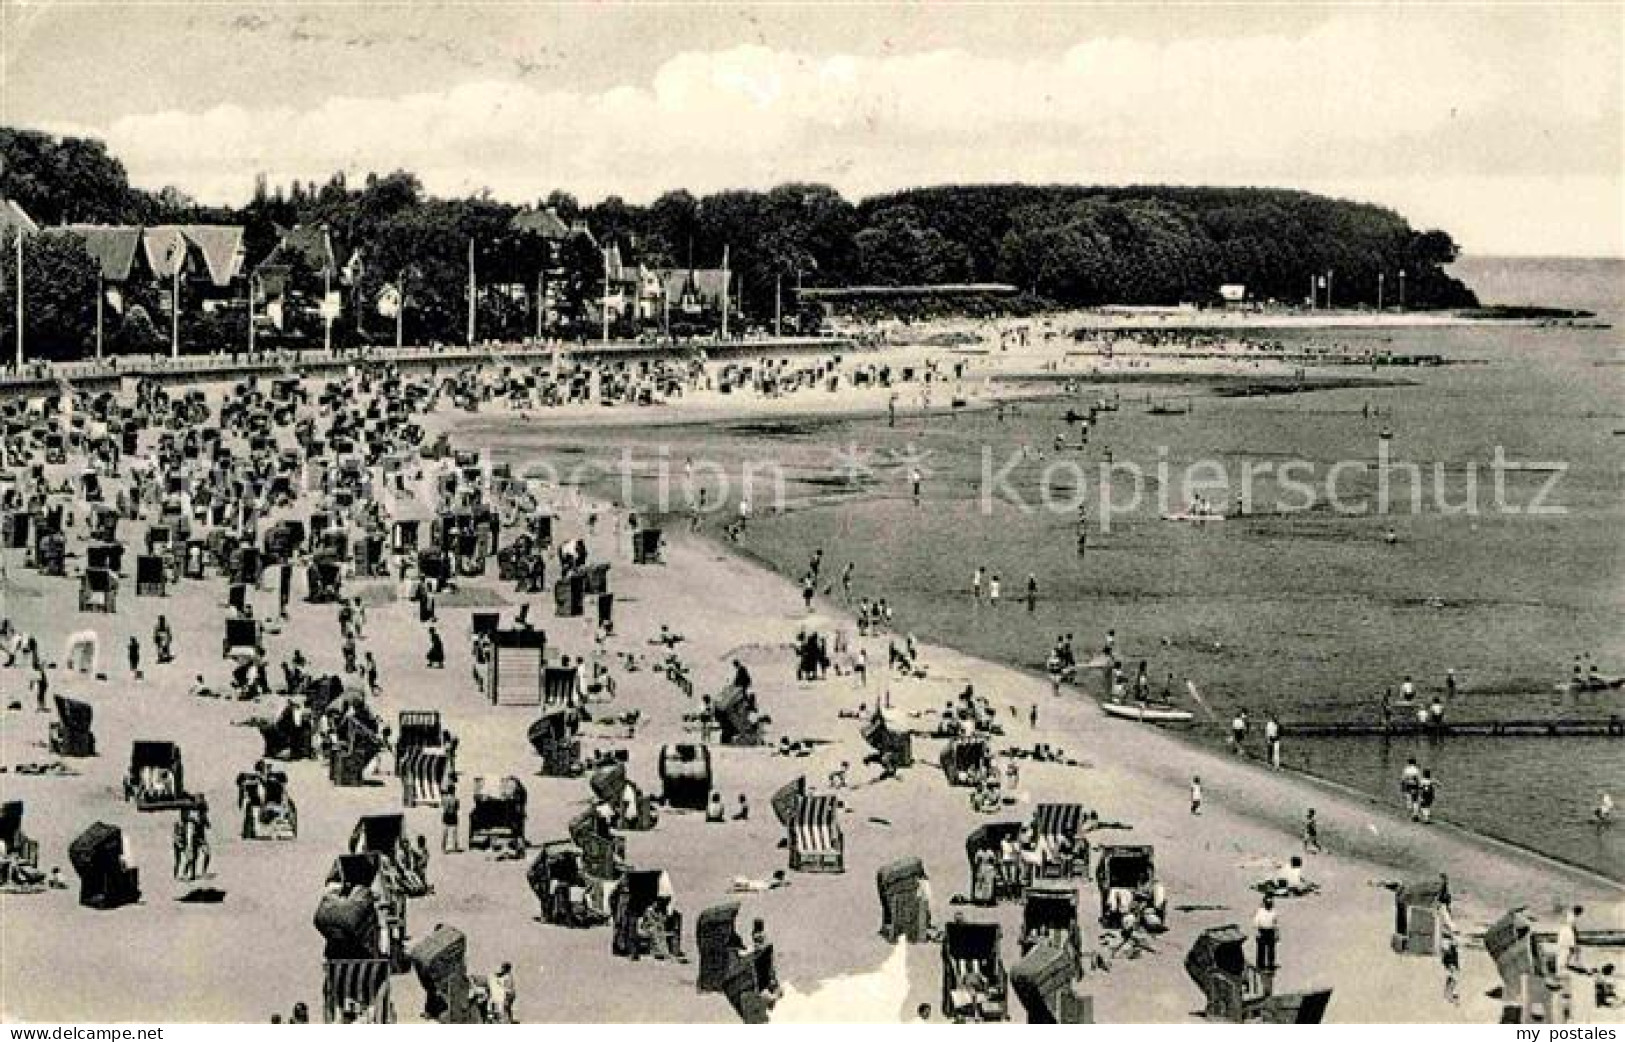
left=1253, top=895, right=1279, bottom=971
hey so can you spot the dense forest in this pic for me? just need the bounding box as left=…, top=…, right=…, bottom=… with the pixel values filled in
left=0, top=127, right=1475, bottom=358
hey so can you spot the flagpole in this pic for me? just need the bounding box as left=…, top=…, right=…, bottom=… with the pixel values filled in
left=322, top=263, right=332, bottom=355
left=96, top=273, right=104, bottom=361
left=247, top=275, right=256, bottom=357
left=720, top=245, right=730, bottom=340
left=601, top=247, right=610, bottom=344
left=535, top=269, right=544, bottom=341
left=171, top=258, right=180, bottom=360
left=467, top=238, right=476, bottom=347
left=14, top=232, right=23, bottom=370
left=774, top=273, right=782, bottom=338
left=396, top=269, right=405, bottom=350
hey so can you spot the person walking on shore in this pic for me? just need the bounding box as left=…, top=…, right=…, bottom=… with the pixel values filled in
left=1230, top=709, right=1249, bottom=756
left=1190, top=776, right=1203, bottom=816
left=987, top=575, right=1000, bottom=607
left=441, top=785, right=461, bottom=854
left=1401, top=758, right=1422, bottom=818
left=1266, top=714, right=1282, bottom=770
left=971, top=566, right=983, bottom=600
left=1302, top=808, right=1322, bottom=854
left=1417, top=769, right=1437, bottom=824
left=1437, top=893, right=1461, bottom=1004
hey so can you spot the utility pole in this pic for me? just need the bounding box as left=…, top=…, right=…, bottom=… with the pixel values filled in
left=535, top=269, right=544, bottom=341
left=1326, top=270, right=1334, bottom=311
left=1398, top=269, right=1407, bottom=311
left=1308, top=274, right=1317, bottom=310
left=396, top=269, right=406, bottom=350
left=247, top=275, right=256, bottom=356
left=601, top=247, right=610, bottom=344
left=1378, top=272, right=1385, bottom=312
left=95, top=273, right=104, bottom=361
left=774, top=273, right=782, bottom=338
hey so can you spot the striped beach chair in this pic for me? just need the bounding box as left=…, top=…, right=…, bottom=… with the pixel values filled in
left=1030, top=803, right=1090, bottom=878
left=322, top=957, right=394, bottom=1024
left=396, top=711, right=450, bottom=807
left=789, top=794, right=844, bottom=874
left=399, top=745, right=450, bottom=808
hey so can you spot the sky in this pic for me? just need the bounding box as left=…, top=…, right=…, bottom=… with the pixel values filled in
left=2, top=2, right=1621, bottom=256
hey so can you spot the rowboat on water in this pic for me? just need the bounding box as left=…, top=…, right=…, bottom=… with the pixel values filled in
left=1162, top=512, right=1226, bottom=523
left=1102, top=701, right=1196, bottom=725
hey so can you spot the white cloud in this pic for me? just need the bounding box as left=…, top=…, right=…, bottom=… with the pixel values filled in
left=37, top=18, right=1623, bottom=255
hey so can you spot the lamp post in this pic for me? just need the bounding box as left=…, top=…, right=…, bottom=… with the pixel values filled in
left=247, top=274, right=257, bottom=357
left=1398, top=269, right=1407, bottom=311
left=95, top=272, right=104, bottom=361
left=1378, top=272, right=1385, bottom=312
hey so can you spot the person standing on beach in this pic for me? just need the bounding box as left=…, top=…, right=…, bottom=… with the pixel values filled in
left=1253, top=894, right=1279, bottom=972
left=1190, top=776, right=1203, bottom=816
left=1265, top=715, right=1282, bottom=770
left=1025, top=574, right=1038, bottom=611
left=988, top=575, right=1000, bottom=607
left=854, top=647, right=868, bottom=688
left=1302, top=809, right=1322, bottom=853
left=909, top=468, right=922, bottom=506
left=127, top=636, right=142, bottom=681
left=840, top=561, right=854, bottom=602
left=971, top=567, right=984, bottom=600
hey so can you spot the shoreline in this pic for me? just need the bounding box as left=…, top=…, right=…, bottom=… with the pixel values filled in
left=436, top=392, right=1625, bottom=896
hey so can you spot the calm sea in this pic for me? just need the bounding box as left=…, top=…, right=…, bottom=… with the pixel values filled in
left=477, top=256, right=1625, bottom=880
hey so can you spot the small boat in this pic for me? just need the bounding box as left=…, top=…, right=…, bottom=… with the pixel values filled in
left=1147, top=403, right=1190, bottom=416
left=1162, top=512, right=1226, bottom=523
left=1102, top=701, right=1195, bottom=725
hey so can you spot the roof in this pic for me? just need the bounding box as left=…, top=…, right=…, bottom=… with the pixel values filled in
left=178, top=225, right=245, bottom=287
left=0, top=198, right=38, bottom=235
left=509, top=207, right=573, bottom=240
left=258, top=224, right=335, bottom=276
left=142, top=227, right=190, bottom=280
left=61, top=225, right=144, bottom=281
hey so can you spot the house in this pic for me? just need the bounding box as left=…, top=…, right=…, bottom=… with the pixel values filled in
left=254, top=224, right=338, bottom=331
left=59, top=223, right=245, bottom=315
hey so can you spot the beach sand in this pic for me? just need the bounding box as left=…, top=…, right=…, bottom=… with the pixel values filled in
left=2, top=364, right=1620, bottom=1024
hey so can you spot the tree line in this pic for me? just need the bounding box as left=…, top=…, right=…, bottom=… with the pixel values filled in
left=0, top=126, right=1476, bottom=360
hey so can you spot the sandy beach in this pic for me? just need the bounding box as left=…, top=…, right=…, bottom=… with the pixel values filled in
left=2, top=358, right=1621, bottom=1025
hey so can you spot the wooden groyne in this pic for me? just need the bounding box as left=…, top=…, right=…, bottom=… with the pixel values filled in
left=1281, top=717, right=1625, bottom=738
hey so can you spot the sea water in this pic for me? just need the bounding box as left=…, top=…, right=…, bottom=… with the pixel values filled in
left=477, top=257, right=1625, bottom=880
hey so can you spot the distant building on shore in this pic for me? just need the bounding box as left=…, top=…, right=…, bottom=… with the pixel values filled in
left=59, top=222, right=245, bottom=317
